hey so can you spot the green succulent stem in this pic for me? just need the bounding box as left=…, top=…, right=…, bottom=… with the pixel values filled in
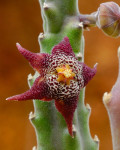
left=77, top=89, right=99, bottom=150
left=29, top=0, right=99, bottom=150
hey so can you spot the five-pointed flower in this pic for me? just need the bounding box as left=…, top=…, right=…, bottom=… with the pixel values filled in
left=6, top=37, right=97, bottom=137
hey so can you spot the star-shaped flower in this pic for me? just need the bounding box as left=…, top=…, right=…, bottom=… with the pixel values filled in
left=7, top=37, right=97, bottom=137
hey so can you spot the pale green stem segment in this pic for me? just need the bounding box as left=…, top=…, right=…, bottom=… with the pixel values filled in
left=103, top=47, right=120, bottom=150
left=29, top=0, right=99, bottom=150
left=77, top=89, right=99, bottom=150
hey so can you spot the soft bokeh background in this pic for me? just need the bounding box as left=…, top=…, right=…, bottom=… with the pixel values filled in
left=0, top=0, right=120, bottom=149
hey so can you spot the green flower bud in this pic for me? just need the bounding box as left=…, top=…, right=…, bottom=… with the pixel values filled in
left=97, top=2, right=120, bottom=38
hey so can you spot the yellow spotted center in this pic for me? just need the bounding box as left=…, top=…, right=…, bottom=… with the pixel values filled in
left=56, top=64, right=75, bottom=85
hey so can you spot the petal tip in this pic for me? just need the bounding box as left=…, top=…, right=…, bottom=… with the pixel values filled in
left=82, top=64, right=97, bottom=86
left=16, top=43, right=22, bottom=50
left=6, top=96, right=12, bottom=100
left=6, top=98, right=9, bottom=101
left=16, top=42, right=20, bottom=46
left=6, top=96, right=17, bottom=101
left=94, top=63, right=98, bottom=68
left=16, top=42, right=25, bottom=54
left=52, top=37, right=75, bottom=57
left=16, top=43, right=35, bottom=62
left=94, top=63, right=98, bottom=72
left=6, top=95, right=18, bottom=101
left=63, top=36, right=69, bottom=41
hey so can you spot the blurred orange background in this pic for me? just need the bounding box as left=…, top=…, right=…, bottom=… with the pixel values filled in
left=0, top=0, right=120, bottom=149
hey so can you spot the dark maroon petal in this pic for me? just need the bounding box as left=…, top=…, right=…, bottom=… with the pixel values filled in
left=16, top=43, right=50, bottom=73
left=81, top=63, right=97, bottom=87
left=6, top=76, right=51, bottom=101
left=51, top=37, right=75, bottom=57
left=55, top=96, right=78, bottom=137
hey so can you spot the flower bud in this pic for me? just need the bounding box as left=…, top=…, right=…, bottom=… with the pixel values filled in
left=97, top=2, right=120, bottom=38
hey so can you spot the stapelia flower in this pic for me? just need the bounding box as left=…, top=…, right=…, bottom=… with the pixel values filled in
left=7, top=37, right=97, bottom=137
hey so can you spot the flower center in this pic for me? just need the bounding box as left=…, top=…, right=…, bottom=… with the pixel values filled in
left=56, top=64, right=75, bottom=85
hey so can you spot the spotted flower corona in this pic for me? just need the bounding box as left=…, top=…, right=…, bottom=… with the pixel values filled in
left=7, top=37, right=97, bottom=137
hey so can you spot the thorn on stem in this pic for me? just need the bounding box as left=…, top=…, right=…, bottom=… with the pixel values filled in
left=118, top=46, right=120, bottom=57
left=32, top=146, right=37, bottom=150
left=72, top=124, right=76, bottom=138
left=43, top=2, right=49, bottom=10
left=86, top=103, right=91, bottom=112
left=28, top=74, right=33, bottom=82
left=29, top=111, right=36, bottom=120
left=94, top=135, right=99, bottom=143
left=38, top=33, right=44, bottom=40
left=103, top=92, right=112, bottom=105
left=76, top=52, right=83, bottom=60
left=78, top=22, right=83, bottom=28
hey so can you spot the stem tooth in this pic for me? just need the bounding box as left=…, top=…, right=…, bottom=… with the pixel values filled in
left=43, top=2, right=49, bottom=9
left=28, top=74, right=33, bottom=81
left=78, top=22, right=83, bottom=28
left=103, top=92, right=112, bottom=105
left=32, top=146, right=37, bottom=150
left=72, top=124, right=76, bottom=138
left=94, top=135, right=99, bottom=143
left=76, top=52, right=83, bottom=60
left=86, top=103, right=91, bottom=112
left=118, top=46, right=120, bottom=57
left=29, top=111, right=36, bottom=120
left=38, top=33, right=44, bottom=40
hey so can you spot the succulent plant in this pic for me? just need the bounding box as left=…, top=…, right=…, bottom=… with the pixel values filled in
left=7, top=0, right=120, bottom=150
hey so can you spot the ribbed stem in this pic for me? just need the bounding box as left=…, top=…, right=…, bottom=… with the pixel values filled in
left=77, top=89, right=99, bottom=150
left=29, top=0, right=99, bottom=150
left=29, top=73, right=62, bottom=150
left=103, top=47, right=120, bottom=150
